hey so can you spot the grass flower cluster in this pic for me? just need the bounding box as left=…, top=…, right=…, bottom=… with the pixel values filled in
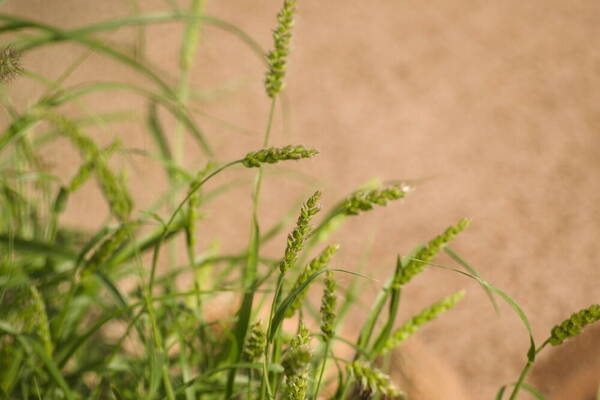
left=242, top=145, right=318, bottom=169
left=0, top=2, right=597, bottom=400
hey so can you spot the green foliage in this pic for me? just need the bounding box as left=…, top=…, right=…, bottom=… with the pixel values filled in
left=0, top=2, right=596, bottom=400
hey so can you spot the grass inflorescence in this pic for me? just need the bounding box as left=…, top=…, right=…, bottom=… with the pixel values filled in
left=0, top=2, right=597, bottom=400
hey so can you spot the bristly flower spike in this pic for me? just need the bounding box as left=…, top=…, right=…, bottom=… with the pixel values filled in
left=279, top=191, right=322, bottom=274
left=320, top=270, right=337, bottom=339
left=243, top=321, right=267, bottom=362
left=265, top=0, right=297, bottom=98
left=349, top=361, right=404, bottom=399
left=282, top=324, right=312, bottom=400
left=393, top=218, right=470, bottom=287
left=242, top=145, right=318, bottom=168
left=549, top=304, right=600, bottom=346
left=382, top=291, right=465, bottom=353
left=342, top=183, right=412, bottom=216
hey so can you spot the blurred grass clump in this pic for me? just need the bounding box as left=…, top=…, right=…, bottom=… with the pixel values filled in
left=0, top=1, right=597, bottom=399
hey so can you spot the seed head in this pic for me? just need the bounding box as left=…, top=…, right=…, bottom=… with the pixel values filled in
left=279, top=191, right=322, bottom=274
left=349, top=361, right=404, bottom=399
left=320, top=270, right=337, bottom=339
left=243, top=321, right=267, bottom=362
left=282, top=324, right=311, bottom=377
left=265, top=0, right=297, bottom=98
left=382, top=291, right=465, bottom=353
left=242, top=145, right=318, bottom=168
left=0, top=46, right=22, bottom=83
left=393, top=218, right=470, bottom=287
left=342, top=183, right=412, bottom=216
left=549, top=304, right=600, bottom=346
left=282, top=324, right=311, bottom=399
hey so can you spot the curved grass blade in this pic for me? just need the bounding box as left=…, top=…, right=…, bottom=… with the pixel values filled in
left=445, top=246, right=499, bottom=313
left=419, top=258, right=537, bottom=362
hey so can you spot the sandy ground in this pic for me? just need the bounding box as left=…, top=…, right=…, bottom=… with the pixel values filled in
left=3, top=0, right=600, bottom=398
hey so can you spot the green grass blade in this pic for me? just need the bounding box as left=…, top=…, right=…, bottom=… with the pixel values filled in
left=421, top=259, right=537, bottom=362
left=445, top=246, right=499, bottom=313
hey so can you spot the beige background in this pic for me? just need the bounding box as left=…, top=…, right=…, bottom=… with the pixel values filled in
left=3, top=0, right=600, bottom=398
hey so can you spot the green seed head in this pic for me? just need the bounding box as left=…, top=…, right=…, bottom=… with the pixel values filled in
left=320, top=270, right=337, bottom=339
left=383, top=291, right=465, bottom=353
left=393, top=218, right=470, bottom=287
left=549, top=304, right=600, bottom=346
left=242, top=145, right=318, bottom=168
left=342, top=183, right=412, bottom=216
left=265, top=0, right=297, bottom=98
left=243, top=321, right=267, bottom=362
left=349, top=361, right=404, bottom=399
left=282, top=324, right=311, bottom=377
left=0, top=46, right=22, bottom=83
left=279, top=191, right=322, bottom=274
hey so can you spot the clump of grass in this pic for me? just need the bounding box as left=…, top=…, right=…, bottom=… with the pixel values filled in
left=0, top=1, right=597, bottom=400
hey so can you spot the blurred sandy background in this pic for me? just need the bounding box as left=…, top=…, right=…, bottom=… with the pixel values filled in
left=3, top=0, right=600, bottom=398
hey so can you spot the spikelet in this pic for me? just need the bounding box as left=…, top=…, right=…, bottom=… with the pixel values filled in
left=279, top=191, right=322, bottom=274
left=243, top=321, right=267, bottom=362
left=382, top=291, right=465, bottom=353
left=349, top=361, right=404, bottom=399
left=286, top=374, right=308, bottom=400
left=342, top=183, right=412, bottom=216
left=285, top=244, right=339, bottom=317
left=29, top=286, right=53, bottom=356
left=549, top=304, right=600, bottom=346
left=393, top=218, right=470, bottom=287
left=282, top=325, right=311, bottom=400
left=0, top=45, right=22, bottom=83
left=242, top=145, right=318, bottom=168
left=265, top=0, right=297, bottom=98
left=85, top=224, right=132, bottom=275
left=320, top=271, right=337, bottom=339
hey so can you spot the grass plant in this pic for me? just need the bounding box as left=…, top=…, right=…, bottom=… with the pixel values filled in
left=0, top=1, right=598, bottom=399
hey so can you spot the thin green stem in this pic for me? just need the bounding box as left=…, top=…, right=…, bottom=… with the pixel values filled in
left=314, top=339, right=331, bottom=398
left=226, top=97, right=276, bottom=399
left=261, top=274, right=284, bottom=400
left=507, top=339, right=550, bottom=400
left=149, top=159, right=241, bottom=292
